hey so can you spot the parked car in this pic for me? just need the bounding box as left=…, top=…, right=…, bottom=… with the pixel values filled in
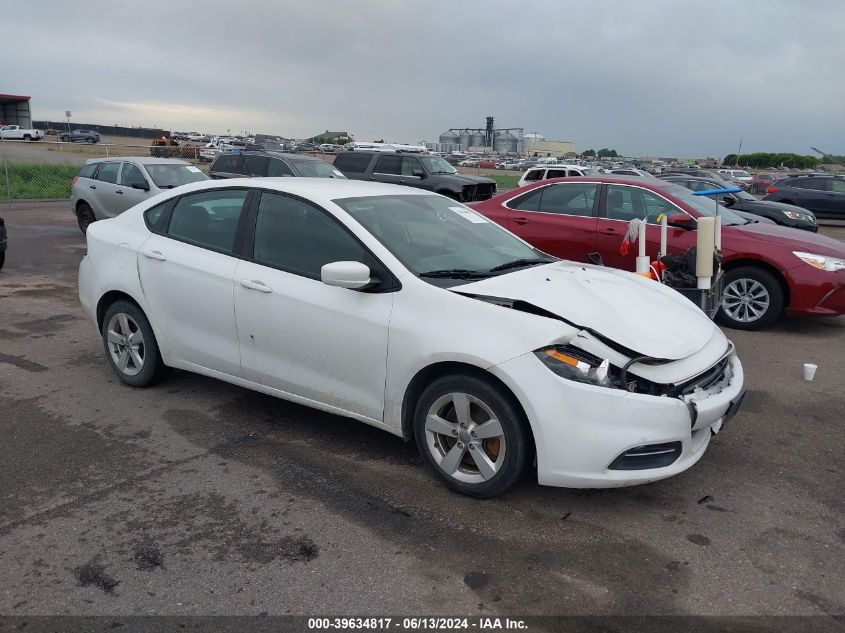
left=79, top=178, right=745, bottom=497
left=470, top=176, right=845, bottom=330
left=0, top=216, right=6, bottom=270
left=518, top=164, right=600, bottom=187
left=295, top=142, right=319, bottom=152
left=334, top=151, right=497, bottom=202
left=209, top=151, right=345, bottom=179
left=71, top=157, right=209, bottom=233
left=186, top=132, right=206, bottom=142
left=750, top=173, right=781, bottom=194
left=60, top=129, right=100, bottom=143
left=661, top=169, right=729, bottom=181
left=763, top=175, right=845, bottom=220
left=0, top=124, right=44, bottom=141
left=661, top=175, right=817, bottom=232
left=608, top=168, right=654, bottom=178
left=718, top=169, right=753, bottom=190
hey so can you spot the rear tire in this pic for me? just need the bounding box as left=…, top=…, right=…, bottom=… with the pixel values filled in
left=76, top=202, right=96, bottom=233
left=23, top=134, right=31, bottom=141
left=717, top=266, right=784, bottom=330
left=101, top=300, right=167, bottom=387
left=413, top=374, right=532, bottom=498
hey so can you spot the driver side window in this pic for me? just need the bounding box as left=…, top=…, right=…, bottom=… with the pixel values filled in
left=605, top=185, right=678, bottom=224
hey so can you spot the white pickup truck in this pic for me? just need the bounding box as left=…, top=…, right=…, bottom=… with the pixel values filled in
left=0, top=125, right=44, bottom=141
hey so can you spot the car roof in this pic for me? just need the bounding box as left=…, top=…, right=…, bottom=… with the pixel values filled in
left=83, top=156, right=189, bottom=165
left=158, top=177, right=435, bottom=205
left=214, top=150, right=325, bottom=163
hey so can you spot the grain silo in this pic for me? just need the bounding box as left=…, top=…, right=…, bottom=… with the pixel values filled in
left=494, top=131, right=519, bottom=154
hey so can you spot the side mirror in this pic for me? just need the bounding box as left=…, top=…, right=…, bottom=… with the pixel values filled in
left=721, top=195, right=735, bottom=206
left=667, top=213, right=695, bottom=229
left=131, top=181, right=150, bottom=191
left=320, top=261, right=372, bottom=289
left=412, top=169, right=426, bottom=178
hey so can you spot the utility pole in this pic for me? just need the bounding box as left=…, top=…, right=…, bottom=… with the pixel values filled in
left=65, top=110, right=72, bottom=133
left=736, top=138, right=742, bottom=167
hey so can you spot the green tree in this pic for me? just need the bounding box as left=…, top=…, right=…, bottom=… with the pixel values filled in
left=582, top=148, right=596, bottom=157
left=597, top=148, right=619, bottom=158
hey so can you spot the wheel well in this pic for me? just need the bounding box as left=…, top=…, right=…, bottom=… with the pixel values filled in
left=75, top=199, right=91, bottom=212
left=722, top=258, right=790, bottom=307
left=400, top=361, right=535, bottom=451
left=96, top=291, right=142, bottom=331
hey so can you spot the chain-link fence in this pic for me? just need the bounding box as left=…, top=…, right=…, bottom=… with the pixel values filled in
left=0, top=136, right=212, bottom=203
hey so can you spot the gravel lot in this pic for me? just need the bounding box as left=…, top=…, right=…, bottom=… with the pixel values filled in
left=0, top=204, right=842, bottom=617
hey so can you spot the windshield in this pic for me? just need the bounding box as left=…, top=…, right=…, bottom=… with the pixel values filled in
left=419, top=155, right=457, bottom=174
left=292, top=160, right=346, bottom=178
left=335, top=195, right=547, bottom=282
left=580, top=168, right=600, bottom=175
left=733, top=170, right=750, bottom=178
left=660, top=183, right=747, bottom=226
left=144, top=163, right=209, bottom=188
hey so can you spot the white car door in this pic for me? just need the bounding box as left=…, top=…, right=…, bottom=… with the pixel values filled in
left=137, top=188, right=250, bottom=376
left=114, top=162, right=150, bottom=214
left=234, top=190, right=393, bottom=422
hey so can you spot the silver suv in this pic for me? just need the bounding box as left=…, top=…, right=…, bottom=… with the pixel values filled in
left=71, top=157, right=209, bottom=233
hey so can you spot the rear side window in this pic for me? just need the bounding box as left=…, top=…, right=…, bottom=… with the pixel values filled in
left=523, top=169, right=543, bottom=182
left=96, top=162, right=121, bottom=184
left=79, top=163, right=98, bottom=179
left=334, top=152, right=373, bottom=173
left=213, top=154, right=246, bottom=174
left=828, top=179, right=845, bottom=193
left=144, top=202, right=168, bottom=232
left=538, top=183, right=597, bottom=216
left=166, top=190, right=248, bottom=254
left=508, top=189, right=542, bottom=211
left=546, top=169, right=567, bottom=179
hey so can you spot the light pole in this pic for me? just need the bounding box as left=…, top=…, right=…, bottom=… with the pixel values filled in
left=65, top=110, right=72, bottom=133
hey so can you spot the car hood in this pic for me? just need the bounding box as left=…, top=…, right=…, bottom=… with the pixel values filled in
left=737, top=199, right=815, bottom=218
left=450, top=261, right=716, bottom=360
left=730, top=221, right=845, bottom=256
left=441, top=173, right=496, bottom=186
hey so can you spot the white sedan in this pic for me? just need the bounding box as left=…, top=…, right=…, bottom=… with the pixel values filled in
left=78, top=179, right=745, bottom=497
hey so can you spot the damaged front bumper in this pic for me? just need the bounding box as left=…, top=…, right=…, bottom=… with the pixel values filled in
left=489, top=349, right=744, bottom=488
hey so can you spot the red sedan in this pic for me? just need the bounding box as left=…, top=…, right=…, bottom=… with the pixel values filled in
left=469, top=176, right=845, bottom=330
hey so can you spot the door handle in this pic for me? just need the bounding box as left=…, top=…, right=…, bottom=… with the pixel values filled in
left=600, top=227, right=620, bottom=235
left=240, top=279, right=273, bottom=293
left=142, top=250, right=167, bottom=261
left=512, top=217, right=530, bottom=225
left=89, top=185, right=97, bottom=189
left=116, top=190, right=123, bottom=195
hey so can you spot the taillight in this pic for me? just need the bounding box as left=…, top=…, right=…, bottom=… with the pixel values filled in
left=71, top=176, right=78, bottom=188
left=766, top=186, right=777, bottom=194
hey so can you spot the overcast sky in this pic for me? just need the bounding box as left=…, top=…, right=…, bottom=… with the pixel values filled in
left=3, top=0, right=843, bottom=157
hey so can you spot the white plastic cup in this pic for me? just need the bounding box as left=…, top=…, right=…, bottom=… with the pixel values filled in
left=803, top=363, right=817, bottom=381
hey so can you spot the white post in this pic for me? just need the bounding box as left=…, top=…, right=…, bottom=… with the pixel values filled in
left=635, top=220, right=650, bottom=275
left=659, top=215, right=668, bottom=258
left=696, top=217, right=716, bottom=289
left=714, top=212, right=722, bottom=251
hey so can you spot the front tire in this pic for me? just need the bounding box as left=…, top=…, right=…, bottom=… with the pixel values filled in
left=413, top=374, right=532, bottom=498
left=76, top=202, right=96, bottom=233
left=717, top=266, right=784, bottom=330
left=101, top=300, right=166, bottom=387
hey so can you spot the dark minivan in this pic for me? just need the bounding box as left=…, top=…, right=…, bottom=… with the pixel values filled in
left=210, top=151, right=346, bottom=180
left=334, top=151, right=497, bottom=202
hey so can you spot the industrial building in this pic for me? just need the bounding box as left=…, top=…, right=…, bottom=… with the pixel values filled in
left=430, top=116, right=524, bottom=154
left=522, top=133, right=577, bottom=157
left=0, top=93, right=32, bottom=127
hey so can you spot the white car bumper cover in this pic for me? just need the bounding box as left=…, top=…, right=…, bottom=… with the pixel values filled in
left=490, top=351, right=744, bottom=488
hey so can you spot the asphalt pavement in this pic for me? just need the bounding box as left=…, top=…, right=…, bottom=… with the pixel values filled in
left=0, top=205, right=842, bottom=617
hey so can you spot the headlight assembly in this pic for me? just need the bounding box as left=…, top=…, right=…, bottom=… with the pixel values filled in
left=535, top=345, right=612, bottom=388
left=783, top=210, right=812, bottom=221
left=793, top=251, right=845, bottom=272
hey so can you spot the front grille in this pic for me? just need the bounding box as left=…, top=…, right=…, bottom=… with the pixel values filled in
left=608, top=442, right=682, bottom=470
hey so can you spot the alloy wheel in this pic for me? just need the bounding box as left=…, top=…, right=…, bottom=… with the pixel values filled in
left=424, top=392, right=507, bottom=484
left=106, top=313, right=145, bottom=376
left=722, top=278, right=770, bottom=323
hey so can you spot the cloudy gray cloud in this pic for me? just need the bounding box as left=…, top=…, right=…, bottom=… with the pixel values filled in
left=3, top=0, right=843, bottom=157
